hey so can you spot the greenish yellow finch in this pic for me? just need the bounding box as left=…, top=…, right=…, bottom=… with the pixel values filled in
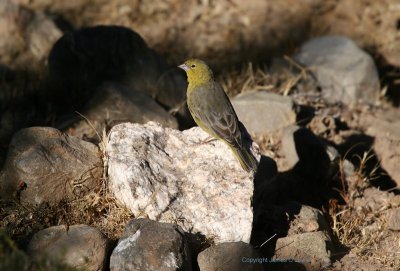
left=178, top=59, right=258, bottom=172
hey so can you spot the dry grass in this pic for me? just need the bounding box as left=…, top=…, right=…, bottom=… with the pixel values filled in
left=217, top=56, right=308, bottom=98
left=58, top=181, right=133, bottom=240
left=328, top=150, right=399, bottom=266
left=60, top=125, right=134, bottom=239
left=218, top=62, right=274, bottom=97
left=0, top=174, right=133, bottom=243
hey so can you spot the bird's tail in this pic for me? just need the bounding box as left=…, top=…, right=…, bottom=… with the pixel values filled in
left=230, top=145, right=258, bottom=173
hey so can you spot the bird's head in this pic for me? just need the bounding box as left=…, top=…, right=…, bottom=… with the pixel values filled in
left=178, top=59, right=214, bottom=86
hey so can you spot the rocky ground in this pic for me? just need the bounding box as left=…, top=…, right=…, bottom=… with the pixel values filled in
left=1, top=0, right=400, bottom=270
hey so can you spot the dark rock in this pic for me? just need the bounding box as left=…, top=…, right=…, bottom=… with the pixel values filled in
left=280, top=125, right=330, bottom=180
left=47, top=25, right=187, bottom=120
left=63, top=82, right=178, bottom=141
left=273, top=231, right=333, bottom=271
left=294, top=36, right=380, bottom=105
left=231, top=91, right=296, bottom=135
left=110, top=218, right=191, bottom=271
left=198, top=242, right=263, bottom=271
left=28, top=224, right=109, bottom=271
left=0, top=127, right=102, bottom=205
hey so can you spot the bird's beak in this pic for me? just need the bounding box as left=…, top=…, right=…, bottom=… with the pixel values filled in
left=178, top=63, right=189, bottom=71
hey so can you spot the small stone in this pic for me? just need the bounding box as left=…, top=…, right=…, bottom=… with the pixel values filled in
left=273, top=231, right=333, bottom=271
left=325, top=145, right=340, bottom=163
left=198, top=242, right=263, bottom=271
left=231, top=91, right=296, bottom=135
left=0, top=127, right=102, bottom=205
left=294, top=36, right=380, bottom=105
left=110, top=218, right=191, bottom=271
left=28, top=225, right=109, bottom=271
left=107, top=122, right=259, bottom=243
left=387, top=208, right=400, bottom=231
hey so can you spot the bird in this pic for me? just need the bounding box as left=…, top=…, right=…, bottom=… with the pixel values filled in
left=178, top=58, right=258, bottom=172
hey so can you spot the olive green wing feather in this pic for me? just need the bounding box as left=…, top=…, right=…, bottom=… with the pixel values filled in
left=188, top=82, right=243, bottom=149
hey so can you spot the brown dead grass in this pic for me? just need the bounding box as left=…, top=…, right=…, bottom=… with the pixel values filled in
left=60, top=127, right=134, bottom=239
left=0, top=176, right=133, bottom=242
left=217, top=56, right=308, bottom=98
left=218, top=62, right=274, bottom=97
left=328, top=151, right=399, bottom=267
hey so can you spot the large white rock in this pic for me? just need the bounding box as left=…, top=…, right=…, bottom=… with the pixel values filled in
left=106, top=122, right=259, bottom=243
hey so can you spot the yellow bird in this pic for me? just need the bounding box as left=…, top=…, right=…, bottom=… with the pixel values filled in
left=179, top=59, right=258, bottom=172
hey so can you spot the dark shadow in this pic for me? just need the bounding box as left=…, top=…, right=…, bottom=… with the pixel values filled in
left=0, top=66, right=51, bottom=168
left=184, top=232, right=209, bottom=271
left=296, top=105, right=315, bottom=127
left=336, top=133, right=397, bottom=191
left=253, top=155, right=278, bottom=193
left=375, top=54, right=400, bottom=107
left=251, top=126, right=399, bottom=269
left=250, top=127, right=336, bottom=269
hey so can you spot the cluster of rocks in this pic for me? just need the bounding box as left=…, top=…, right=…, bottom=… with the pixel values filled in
left=1, top=6, right=400, bottom=271
left=2, top=0, right=399, bottom=69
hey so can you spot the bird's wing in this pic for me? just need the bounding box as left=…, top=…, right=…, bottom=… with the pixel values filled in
left=189, top=83, right=243, bottom=148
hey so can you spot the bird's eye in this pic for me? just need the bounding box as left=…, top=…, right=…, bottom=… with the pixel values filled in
left=191, top=64, right=196, bottom=68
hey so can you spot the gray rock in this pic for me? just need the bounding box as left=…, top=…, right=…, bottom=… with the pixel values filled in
left=28, top=224, right=109, bottom=271
left=64, top=82, right=178, bottom=141
left=0, top=127, right=102, bottom=205
left=280, top=125, right=330, bottom=179
left=198, top=242, right=263, bottom=271
left=107, top=122, right=259, bottom=243
left=387, top=208, right=400, bottom=231
left=110, top=218, right=191, bottom=271
left=294, top=36, right=380, bottom=105
left=273, top=231, right=333, bottom=271
left=231, top=91, right=296, bottom=135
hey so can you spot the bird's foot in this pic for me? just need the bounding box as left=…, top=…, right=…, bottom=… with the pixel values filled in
left=193, top=136, right=217, bottom=146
